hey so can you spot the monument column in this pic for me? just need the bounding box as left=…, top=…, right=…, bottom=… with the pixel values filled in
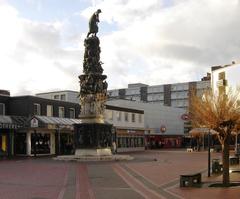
left=74, top=9, right=112, bottom=156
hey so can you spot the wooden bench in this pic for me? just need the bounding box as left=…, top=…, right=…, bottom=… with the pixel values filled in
left=229, top=156, right=239, bottom=165
left=180, top=173, right=201, bottom=187
left=212, top=159, right=223, bottom=174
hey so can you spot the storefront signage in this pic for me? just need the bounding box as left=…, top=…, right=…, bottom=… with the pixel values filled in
left=0, top=123, right=19, bottom=129
left=30, top=118, right=39, bottom=128
left=181, top=113, right=189, bottom=121
left=127, top=130, right=136, bottom=133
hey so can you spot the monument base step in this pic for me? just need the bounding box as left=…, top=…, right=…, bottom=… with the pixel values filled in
left=75, top=148, right=112, bottom=156
left=53, top=153, right=133, bottom=162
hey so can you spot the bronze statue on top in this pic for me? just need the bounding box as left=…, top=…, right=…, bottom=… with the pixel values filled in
left=87, top=9, right=102, bottom=37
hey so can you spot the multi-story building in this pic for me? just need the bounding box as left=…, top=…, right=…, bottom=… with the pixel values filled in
left=1, top=89, right=147, bottom=156
left=106, top=99, right=185, bottom=149
left=105, top=104, right=145, bottom=152
left=0, top=90, right=81, bottom=157
left=108, top=77, right=211, bottom=134
left=36, top=90, right=79, bottom=104
left=108, top=77, right=211, bottom=110
left=211, top=61, right=240, bottom=95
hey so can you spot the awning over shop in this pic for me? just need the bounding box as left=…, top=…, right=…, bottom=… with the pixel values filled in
left=31, top=116, right=82, bottom=130
left=0, top=115, right=27, bottom=129
left=189, top=128, right=218, bottom=137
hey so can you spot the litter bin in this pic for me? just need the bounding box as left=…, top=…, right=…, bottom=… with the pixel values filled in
left=212, top=159, right=222, bottom=174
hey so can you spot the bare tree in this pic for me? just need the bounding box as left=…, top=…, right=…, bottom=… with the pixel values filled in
left=189, top=89, right=240, bottom=186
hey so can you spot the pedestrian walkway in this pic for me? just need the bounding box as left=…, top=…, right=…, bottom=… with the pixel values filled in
left=0, top=150, right=240, bottom=199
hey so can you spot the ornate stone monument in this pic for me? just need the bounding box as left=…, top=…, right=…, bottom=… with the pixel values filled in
left=74, top=9, right=112, bottom=156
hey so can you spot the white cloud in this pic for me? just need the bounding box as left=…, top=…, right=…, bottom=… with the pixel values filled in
left=1, top=0, right=240, bottom=95
left=0, top=2, right=83, bottom=95
left=81, top=0, right=240, bottom=88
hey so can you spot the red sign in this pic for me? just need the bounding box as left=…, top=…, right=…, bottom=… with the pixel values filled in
left=181, top=113, right=189, bottom=121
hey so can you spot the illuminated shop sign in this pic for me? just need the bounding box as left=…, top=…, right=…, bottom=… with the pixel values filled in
left=0, top=123, right=19, bottom=129
left=127, top=130, right=136, bottom=133
left=30, top=118, right=39, bottom=128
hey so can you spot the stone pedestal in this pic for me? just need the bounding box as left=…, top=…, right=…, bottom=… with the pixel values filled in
left=74, top=123, right=112, bottom=155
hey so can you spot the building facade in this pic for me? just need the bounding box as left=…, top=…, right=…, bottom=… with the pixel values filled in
left=105, top=104, right=145, bottom=152
left=36, top=90, right=79, bottom=104
left=0, top=91, right=81, bottom=157
left=108, top=79, right=211, bottom=110
left=1, top=90, right=147, bottom=156
left=211, top=62, right=240, bottom=95
left=106, top=99, right=185, bottom=149
left=108, top=78, right=211, bottom=134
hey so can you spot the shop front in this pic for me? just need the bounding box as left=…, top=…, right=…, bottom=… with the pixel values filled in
left=21, top=116, right=75, bottom=156
left=146, top=134, right=183, bottom=149
left=0, top=116, right=25, bottom=157
left=116, top=128, right=145, bottom=152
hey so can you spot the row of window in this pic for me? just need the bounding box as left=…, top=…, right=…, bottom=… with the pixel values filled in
left=171, top=91, right=188, bottom=99
left=171, top=99, right=188, bottom=107
left=106, top=110, right=143, bottom=123
left=34, top=104, right=75, bottom=118
left=53, top=94, right=66, bottom=101
left=117, top=137, right=144, bottom=148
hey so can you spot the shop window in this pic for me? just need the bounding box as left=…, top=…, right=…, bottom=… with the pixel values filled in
left=46, top=105, right=53, bottom=117
left=126, top=138, right=129, bottom=147
left=117, top=137, right=121, bottom=148
left=132, top=113, right=135, bottom=122
left=0, top=103, right=5, bottom=115
left=69, top=108, right=75, bottom=118
left=138, top=114, right=142, bottom=123
left=15, top=133, right=27, bottom=154
left=124, top=112, right=128, bottom=122
left=138, top=138, right=142, bottom=147
left=218, top=72, right=225, bottom=80
left=131, top=138, right=134, bottom=147
left=122, top=137, right=126, bottom=147
left=59, top=107, right=65, bottom=118
left=0, top=134, right=7, bottom=152
left=34, top=103, right=41, bottom=115
left=31, top=133, right=50, bottom=154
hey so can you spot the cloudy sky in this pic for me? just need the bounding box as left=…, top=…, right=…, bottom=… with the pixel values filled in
left=1, top=0, right=240, bottom=95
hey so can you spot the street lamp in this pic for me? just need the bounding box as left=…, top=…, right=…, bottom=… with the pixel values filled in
left=208, top=128, right=211, bottom=177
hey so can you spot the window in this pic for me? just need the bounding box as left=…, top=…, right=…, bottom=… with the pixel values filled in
left=69, top=108, right=75, bottom=118
left=54, top=95, right=59, bottom=100
left=0, top=103, right=5, bottom=115
left=132, top=113, right=135, bottom=122
left=124, top=112, right=128, bottom=122
left=60, top=94, right=66, bottom=101
left=34, top=103, right=41, bottom=115
left=108, top=110, right=113, bottom=120
left=46, top=105, right=53, bottom=117
left=59, top=107, right=65, bottom=118
left=116, top=111, right=121, bottom=121
left=138, top=114, right=142, bottom=123
left=218, top=72, right=225, bottom=80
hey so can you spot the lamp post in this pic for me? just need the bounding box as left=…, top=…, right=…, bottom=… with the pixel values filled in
left=33, top=129, right=37, bottom=157
left=208, top=129, right=211, bottom=177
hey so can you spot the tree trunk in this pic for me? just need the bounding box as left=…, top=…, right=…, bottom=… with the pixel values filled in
left=222, top=134, right=230, bottom=186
